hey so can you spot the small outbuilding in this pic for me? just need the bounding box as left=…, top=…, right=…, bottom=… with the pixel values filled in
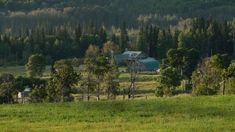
left=18, top=87, right=31, bottom=103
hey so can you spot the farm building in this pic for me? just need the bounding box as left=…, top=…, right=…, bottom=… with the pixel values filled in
left=18, top=87, right=31, bottom=103
left=114, top=51, right=160, bottom=71
left=18, top=87, right=31, bottom=99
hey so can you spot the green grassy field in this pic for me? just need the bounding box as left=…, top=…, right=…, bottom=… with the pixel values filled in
left=0, top=66, right=52, bottom=78
left=0, top=96, right=234, bottom=132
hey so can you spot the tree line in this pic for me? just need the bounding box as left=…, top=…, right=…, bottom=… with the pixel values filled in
left=138, top=18, right=235, bottom=59
left=0, top=23, right=119, bottom=65
left=0, top=0, right=235, bottom=31
left=1, top=18, right=235, bottom=66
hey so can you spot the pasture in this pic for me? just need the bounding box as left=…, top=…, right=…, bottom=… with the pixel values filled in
left=0, top=66, right=52, bottom=78
left=0, top=96, right=234, bottom=131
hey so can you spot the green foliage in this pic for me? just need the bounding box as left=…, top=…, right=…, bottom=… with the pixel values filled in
left=178, top=30, right=194, bottom=49
left=214, top=56, right=233, bottom=95
left=227, top=77, right=235, bottom=94
left=192, top=57, right=223, bottom=95
left=0, top=0, right=235, bottom=29
left=102, top=41, right=119, bottom=56
left=93, top=55, right=110, bottom=100
left=25, top=54, right=46, bottom=78
left=47, top=60, right=80, bottom=102
left=104, top=60, right=120, bottom=99
left=0, top=17, right=233, bottom=67
left=157, top=67, right=181, bottom=96
left=166, top=48, right=187, bottom=70
left=183, top=49, right=200, bottom=79
left=209, top=54, right=231, bottom=69
left=138, top=25, right=159, bottom=57
left=0, top=82, right=16, bottom=103
left=82, top=45, right=100, bottom=100
left=0, top=73, right=16, bottom=103
left=83, top=45, right=120, bottom=100
left=165, top=48, right=200, bottom=79
left=155, top=86, right=164, bottom=97
left=120, top=22, right=129, bottom=51
left=15, top=76, right=46, bottom=92
left=225, top=64, right=235, bottom=78
left=222, top=64, right=235, bottom=94
left=29, top=85, right=47, bottom=103
left=85, top=45, right=100, bottom=58
left=14, top=76, right=47, bottom=103
left=157, top=29, right=175, bottom=59
left=178, top=18, right=234, bottom=57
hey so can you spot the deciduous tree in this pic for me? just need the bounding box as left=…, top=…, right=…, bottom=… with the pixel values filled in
left=47, top=60, right=80, bottom=102
left=25, top=54, right=46, bottom=78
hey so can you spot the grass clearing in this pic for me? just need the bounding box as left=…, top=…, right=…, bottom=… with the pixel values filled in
left=0, top=96, right=234, bottom=131
left=120, top=81, right=157, bottom=91
left=0, top=66, right=52, bottom=78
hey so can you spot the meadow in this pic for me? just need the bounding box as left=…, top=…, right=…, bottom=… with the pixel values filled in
left=0, top=96, right=234, bottom=131
left=0, top=66, right=52, bottom=78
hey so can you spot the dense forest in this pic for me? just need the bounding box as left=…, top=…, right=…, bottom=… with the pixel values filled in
left=0, top=0, right=235, bottom=31
left=0, top=17, right=235, bottom=65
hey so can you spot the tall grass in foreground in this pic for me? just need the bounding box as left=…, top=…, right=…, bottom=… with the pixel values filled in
left=0, top=96, right=234, bottom=132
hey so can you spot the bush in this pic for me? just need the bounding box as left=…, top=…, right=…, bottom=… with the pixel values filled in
left=0, top=83, right=15, bottom=104
left=29, top=85, right=47, bottom=103
left=191, top=57, right=222, bottom=96
left=163, top=86, right=175, bottom=96
left=192, top=84, right=218, bottom=96
left=156, top=67, right=181, bottom=97
left=227, top=77, right=235, bottom=94
left=155, top=86, right=164, bottom=97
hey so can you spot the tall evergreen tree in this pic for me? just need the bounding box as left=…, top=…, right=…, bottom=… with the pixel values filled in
left=137, top=26, right=148, bottom=53
left=98, top=27, right=107, bottom=48
left=120, top=22, right=129, bottom=51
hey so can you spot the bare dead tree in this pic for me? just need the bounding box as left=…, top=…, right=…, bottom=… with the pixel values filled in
left=126, top=58, right=140, bottom=99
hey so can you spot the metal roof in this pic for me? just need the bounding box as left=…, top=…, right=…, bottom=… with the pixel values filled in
left=139, top=57, right=160, bottom=71
left=24, top=88, right=31, bottom=92
left=122, top=51, right=142, bottom=58
left=114, top=51, right=160, bottom=71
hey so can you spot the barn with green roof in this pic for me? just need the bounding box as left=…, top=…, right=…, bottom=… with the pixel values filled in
left=114, top=51, right=160, bottom=71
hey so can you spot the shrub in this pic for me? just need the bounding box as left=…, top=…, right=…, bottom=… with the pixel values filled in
left=192, top=84, right=218, bottom=96
left=29, top=85, right=47, bottom=103
left=155, top=86, right=164, bottom=97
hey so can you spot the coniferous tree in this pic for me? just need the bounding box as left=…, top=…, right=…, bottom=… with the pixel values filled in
left=98, top=27, right=107, bottom=48
left=120, top=22, right=129, bottom=51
